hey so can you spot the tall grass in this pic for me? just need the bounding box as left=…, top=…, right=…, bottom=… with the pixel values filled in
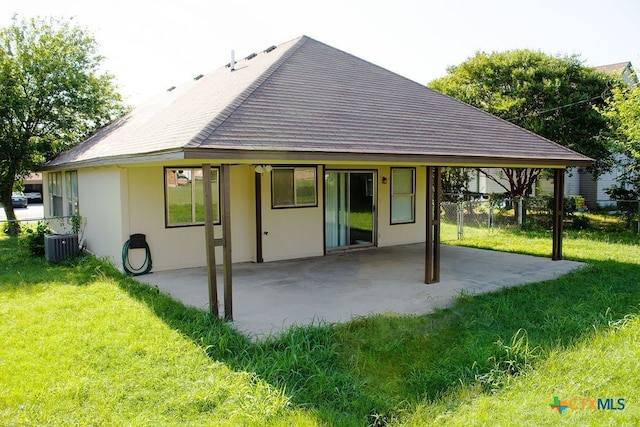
left=1, top=214, right=639, bottom=425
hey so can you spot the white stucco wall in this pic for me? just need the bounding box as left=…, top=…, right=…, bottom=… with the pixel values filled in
left=77, top=168, right=128, bottom=267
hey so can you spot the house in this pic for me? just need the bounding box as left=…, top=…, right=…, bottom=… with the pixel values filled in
left=468, top=61, right=638, bottom=208
left=563, top=61, right=639, bottom=208
left=43, top=36, right=590, bottom=316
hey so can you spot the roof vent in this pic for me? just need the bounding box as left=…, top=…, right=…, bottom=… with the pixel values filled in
left=193, top=74, right=203, bottom=81
left=245, top=52, right=257, bottom=60
left=264, top=45, right=277, bottom=53
left=167, top=86, right=176, bottom=92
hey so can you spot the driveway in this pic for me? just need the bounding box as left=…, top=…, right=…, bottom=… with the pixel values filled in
left=139, top=244, right=583, bottom=338
left=0, top=203, right=44, bottom=222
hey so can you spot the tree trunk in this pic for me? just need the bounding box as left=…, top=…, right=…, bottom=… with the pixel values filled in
left=0, top=181, right=20, bottom=237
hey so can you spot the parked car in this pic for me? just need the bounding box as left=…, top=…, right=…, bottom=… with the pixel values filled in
left=25, top=191, right=42, bottom=203
left=11, top=192, right=28, bottom=208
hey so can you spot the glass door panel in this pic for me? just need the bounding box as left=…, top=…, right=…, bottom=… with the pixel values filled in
left=348, top=172, right=374, bottom=246
left=325, top=171, right=375, bottom=250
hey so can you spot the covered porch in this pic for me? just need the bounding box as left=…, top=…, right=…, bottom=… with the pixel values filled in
left=139, top=243, right=583, bottom=338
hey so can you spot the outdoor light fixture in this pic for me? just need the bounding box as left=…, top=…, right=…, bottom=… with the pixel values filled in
left=254, top=165, right=273, bottom=174
left=382, top=176, right=388, bottom=184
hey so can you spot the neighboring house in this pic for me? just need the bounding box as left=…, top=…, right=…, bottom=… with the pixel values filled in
left=563, top=61, right=638, bottom=207
left=596, top=61, right=638, bottom=87
left=43, top=36, right=590, bottom=281
left=477, top=61, right=638, bottom=207
left=23, top=173, right=43, bottom=202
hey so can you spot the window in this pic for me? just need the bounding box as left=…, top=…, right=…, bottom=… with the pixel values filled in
left=65, top=171, right=79, bottom=216
left=391, top=168, right=415, bottom=224
left=48, top=172, right=63, bottom=217
left=272, top=166, right=317, bottom=208
left=165, top=167, right=219, bottom=226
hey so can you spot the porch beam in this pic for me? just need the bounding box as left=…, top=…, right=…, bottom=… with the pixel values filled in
left=552, top=168, right=565, bottom=260
left=202, top=164, right=219, bottom=317
left=425, top=166, right=442, bottom=283
left=221, top=164, right=233, bottom=320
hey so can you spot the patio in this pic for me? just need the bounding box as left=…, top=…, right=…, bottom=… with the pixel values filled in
left=138, top=244, right=583, bottom=338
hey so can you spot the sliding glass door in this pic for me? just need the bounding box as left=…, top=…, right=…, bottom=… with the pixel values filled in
left=325, top=171, right=375, bottom=250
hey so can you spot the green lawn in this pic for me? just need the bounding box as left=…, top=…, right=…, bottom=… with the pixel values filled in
left=1, top=217, right=639, bottom=425
left=0, top=240, right=314, bottom=426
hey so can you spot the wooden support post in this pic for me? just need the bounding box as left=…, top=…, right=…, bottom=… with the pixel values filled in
left=202, top=164, right=219, bottom=317
left=552, top=168, right=565, bottom=261
left=221, top=164, right=233, bottom=321
left=255, top=171, right=263, bottom=263
left=425, top=166, right=442, bottom=283
left=434, top=166, right=441, bottom=281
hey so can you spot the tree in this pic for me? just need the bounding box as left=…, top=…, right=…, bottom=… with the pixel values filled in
left=601, top=85, right=640, bottom=188
left=429, top=50, right=618, bottom=200
left=0, top=16, right=125, bottom=236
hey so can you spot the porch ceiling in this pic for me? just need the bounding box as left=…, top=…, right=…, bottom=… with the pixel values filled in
left=139, top=244, right=583, bottom=339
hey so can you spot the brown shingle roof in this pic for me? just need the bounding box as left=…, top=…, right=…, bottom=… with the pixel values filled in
left=595, top=61, right=631, bottom=75
left=48, top=36, right=591, bottom=168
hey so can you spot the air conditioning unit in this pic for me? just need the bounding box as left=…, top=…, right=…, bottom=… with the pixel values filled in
left=45, top=234, right=79, bottom=262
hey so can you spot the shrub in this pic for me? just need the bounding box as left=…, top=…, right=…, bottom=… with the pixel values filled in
left=571, top=214, right=591, bottom=230
left=605, top=186, right=639, bottom=230
left=23, top=221, right=51, bottom=256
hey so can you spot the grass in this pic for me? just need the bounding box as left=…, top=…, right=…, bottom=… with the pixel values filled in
left=1, top=215, right=639, bottom=425
left=0, top=240, right=315, bottom=426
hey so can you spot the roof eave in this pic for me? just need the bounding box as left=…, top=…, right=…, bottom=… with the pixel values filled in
left=42, top=148, right=592, bottom=171
left=183, top=148, right=592, bottom=168
left=41, top=149, right=188, bottom=171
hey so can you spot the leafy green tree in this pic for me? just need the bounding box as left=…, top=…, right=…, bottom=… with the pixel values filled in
left=601, top=85, right=640, bottom=187
left=430, top=50, right=618, bottom=199
left=442, top=167, right=472, bottom=201
left=0, top=16, right=125, bottom=236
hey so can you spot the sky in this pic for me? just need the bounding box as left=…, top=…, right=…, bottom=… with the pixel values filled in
left=3, top=0, right=639, bottom=106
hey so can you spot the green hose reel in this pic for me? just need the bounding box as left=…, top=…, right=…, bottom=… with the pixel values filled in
left=122, top=233, right=152, bottom=276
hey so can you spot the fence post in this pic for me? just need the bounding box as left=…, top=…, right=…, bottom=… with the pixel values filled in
left=457, top=200, right=464, bottom=239
left=517, top=197, right=524, bottom=226
left=489, top=202, right=494, bottom=233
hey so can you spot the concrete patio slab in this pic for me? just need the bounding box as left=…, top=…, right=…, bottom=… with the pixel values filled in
left=138, top=244, right=584, bottom=338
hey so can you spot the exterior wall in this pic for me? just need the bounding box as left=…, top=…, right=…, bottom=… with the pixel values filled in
left=55, top=161, right=444, bottom=271
left=376, top=165, right=426, bottom=247
left=539, top=169, right=580, bottom=197
left=564, top=168, right=581, bottom=196
left=259, top=164, right=428, bottom=262
left=126, top=164, right=256, bottom=271
left=260, top=165, right=324, bottom=262
left=77, top=168, right=128, bottom=267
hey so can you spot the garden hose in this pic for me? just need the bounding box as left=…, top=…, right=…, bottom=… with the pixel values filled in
left=122, top=237, right=152, bottom=276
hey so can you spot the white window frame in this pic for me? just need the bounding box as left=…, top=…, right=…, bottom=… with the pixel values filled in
left=48, top=172, right=63, bottom=217
left=391, top=167, right=416, bottom=224
left=65, top=171, right=79, bottom=216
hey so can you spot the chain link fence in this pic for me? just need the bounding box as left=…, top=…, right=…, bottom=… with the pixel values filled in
left=1, top=215, right=83, bottom=235
left=441, top=195, right=640, bottom=240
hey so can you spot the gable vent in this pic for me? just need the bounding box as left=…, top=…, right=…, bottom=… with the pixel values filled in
left=264, top=45, right=277, bottom=53
left=245, top=52, right=257, bottom=60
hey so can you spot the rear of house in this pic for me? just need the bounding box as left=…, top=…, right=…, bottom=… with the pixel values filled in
left=43, top=35, right=591, bottom=275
